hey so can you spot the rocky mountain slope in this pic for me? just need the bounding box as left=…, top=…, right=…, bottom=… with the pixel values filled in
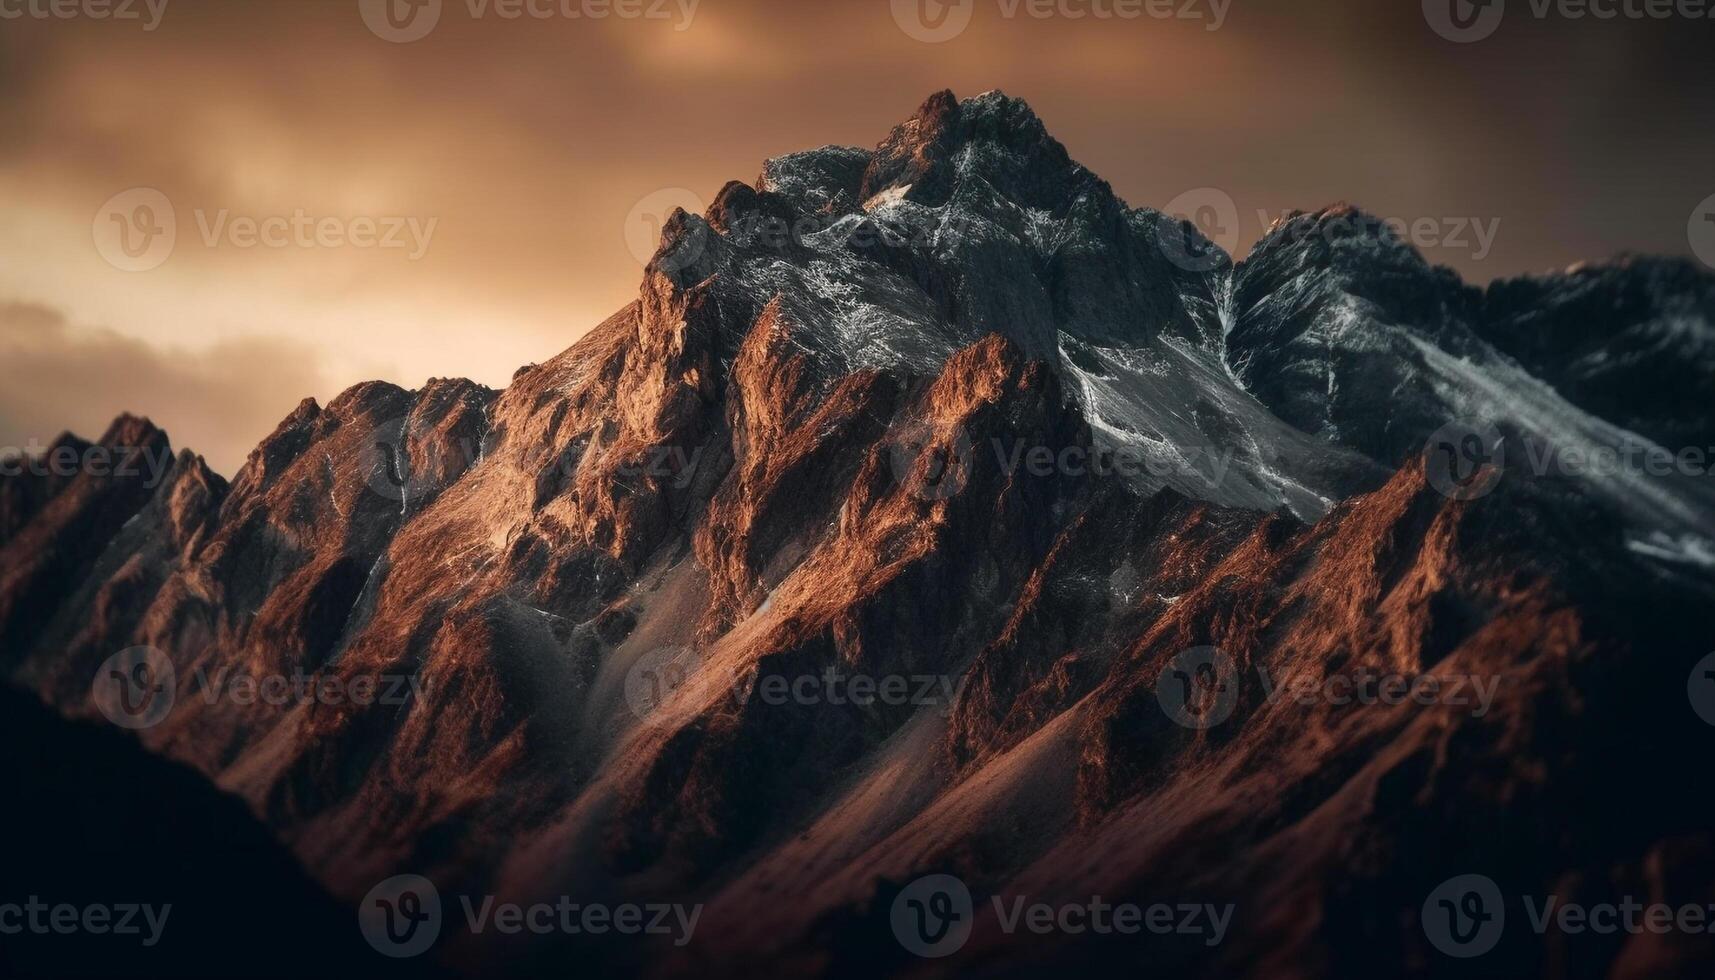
left=4, top=91, right=1714, bottom=978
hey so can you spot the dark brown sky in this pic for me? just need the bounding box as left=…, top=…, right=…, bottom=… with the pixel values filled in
left=2, top=0, right=1711, bottom=472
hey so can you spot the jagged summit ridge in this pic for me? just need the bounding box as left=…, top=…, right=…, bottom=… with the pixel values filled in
left=653, top=88, right=1715, bottom=552
left=672, top=89, right=1361, bottom=519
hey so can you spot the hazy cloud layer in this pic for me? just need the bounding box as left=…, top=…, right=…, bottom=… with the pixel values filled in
left=0, top=302, right=331, bottom=475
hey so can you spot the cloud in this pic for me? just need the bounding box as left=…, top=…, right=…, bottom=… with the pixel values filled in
left=0, top=301, right=331, bottom=476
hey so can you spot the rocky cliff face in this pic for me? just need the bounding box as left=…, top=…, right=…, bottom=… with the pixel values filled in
left=5, top=91, right=1714, bottom=978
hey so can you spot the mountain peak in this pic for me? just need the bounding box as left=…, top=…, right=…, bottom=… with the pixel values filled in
left=749, top=90, right=1081, bottom=222
left=96, top=412, right=169, bottom=452
left=857, top=89, right=1095, bottom=213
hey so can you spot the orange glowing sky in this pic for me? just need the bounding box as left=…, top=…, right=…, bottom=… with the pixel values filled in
left=2, top=0, right=1711, bottom=473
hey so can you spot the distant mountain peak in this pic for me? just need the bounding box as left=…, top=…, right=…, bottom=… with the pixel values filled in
left=859, top=88, right=1097, bottom=213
